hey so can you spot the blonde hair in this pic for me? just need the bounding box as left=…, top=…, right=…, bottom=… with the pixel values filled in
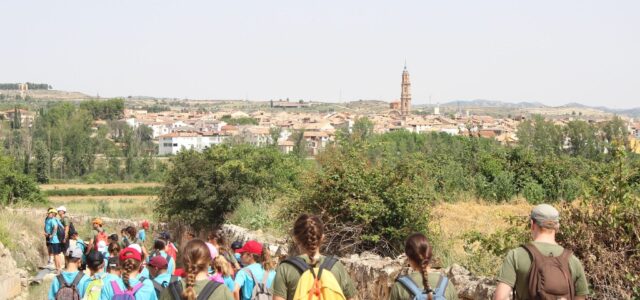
left=213, top=256, right=232, bottom=277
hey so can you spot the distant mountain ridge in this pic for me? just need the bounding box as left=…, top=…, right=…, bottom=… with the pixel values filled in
left=424, top=99, right=640, bottom=118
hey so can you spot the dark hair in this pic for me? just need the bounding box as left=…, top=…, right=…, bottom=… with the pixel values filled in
left=108, top=234, right=119, bottom=242
left=181, top=239, right=211, bottom=300
left=208, top=230, right=231, bottom=257
left=107, top=257, right=121, bottom=272
left=125, top=226, right=137, bottom=239
left=153, top=239, right=166, bottom=257
left=108, top=242, right=121, bottom=257
left=293, top=214, right=324, bottom=266
left=86, top=250, right=105, bottom=272
left=405, top=233, right=433, bottom=298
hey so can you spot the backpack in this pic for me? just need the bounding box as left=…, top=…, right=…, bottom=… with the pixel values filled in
left=111, top=277, right=146, bottom=300
left=55, top=272, right=84, bottom=300
left=396, top=274, right=449, bottom=300
left=168, top=280, right=222, bottom=300
left=82, top=277, right=104, bottom=300
left=56, top=220, right=66, bottom=243
left=283, top=256, right=346, bottom=300
left=245, top=268, right=272, bottom=300
left=94, top=231, right=108, bottom=248
left=151, top=275, right=180, bottom=296
left=522, top=243, right=575, bottom=300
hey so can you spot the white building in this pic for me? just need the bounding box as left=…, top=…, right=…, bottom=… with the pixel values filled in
left=158, top=132, right=228, bottom=155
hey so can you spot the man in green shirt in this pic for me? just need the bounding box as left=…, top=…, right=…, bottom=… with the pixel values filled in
left=494, top=204, right=589, bottom=300
left=57, top=206, right=70, bottom=253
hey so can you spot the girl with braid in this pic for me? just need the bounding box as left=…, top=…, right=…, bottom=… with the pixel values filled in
left=160, top=239, right=233, bottom=300
left=272, top=214, right=357, bottom=300
left=99, top=246, right=157, bottom=300
left=389, top=233, right=458, bottom=300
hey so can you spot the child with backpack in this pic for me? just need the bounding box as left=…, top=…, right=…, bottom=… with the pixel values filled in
left=142, top=239, right=176, bottom=278
left=160, top=239, right=233, bottom=300
left=138, top=221, right=149, bottom=243
left=83, top=250, right=107, bottom=300
left=147, top=255, right=180, bottom=297
left=45, top=208, right=65, bottom=274
left=389, top=233, right=457, bottom=300
left=209, top=256, right=235, bottom=292
left=98, top=246, right=157, bottom=300
left=233, top=240, right=276, bottom=300
left=159, top=232, right=178, bottom=264
left=48, top=247, right=91, bottom=300
left=272, top=214, right=356, bottom=300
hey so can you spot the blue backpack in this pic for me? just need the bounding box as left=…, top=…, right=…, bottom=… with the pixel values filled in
left=396, top=274, right=449, bottom=300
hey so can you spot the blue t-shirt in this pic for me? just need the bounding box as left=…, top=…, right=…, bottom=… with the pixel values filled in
left=45, top=218, right=62, bottom=244
left=223, top=275, right=235, bottom=292
left=99, top=273, right=157, bottom=300
left=48, top=270, right=91, bottom=300
left=234, top=264, right=276, bottom=300
left=137, top=229, right=146, bottom=242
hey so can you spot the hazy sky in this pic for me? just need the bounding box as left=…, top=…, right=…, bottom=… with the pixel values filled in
left=1, top=1, right=639, bottom=108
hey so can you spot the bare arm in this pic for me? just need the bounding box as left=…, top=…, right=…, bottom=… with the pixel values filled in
left=273, top=297, right=285, bottom=300
left=233, top=285, right=240, bottom=300
left=493, top=282, right=512, bottom=300
left=575, top=296, right=585, bottom=300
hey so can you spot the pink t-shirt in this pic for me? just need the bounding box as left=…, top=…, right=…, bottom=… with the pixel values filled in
left=209, top=273, right=224, bottom=284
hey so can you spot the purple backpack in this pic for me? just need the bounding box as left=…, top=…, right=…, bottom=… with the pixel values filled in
left=111, top=277, right=146, bottom=300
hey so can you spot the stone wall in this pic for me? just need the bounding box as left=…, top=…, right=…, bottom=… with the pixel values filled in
left=0, top=242, right=29, bottom=300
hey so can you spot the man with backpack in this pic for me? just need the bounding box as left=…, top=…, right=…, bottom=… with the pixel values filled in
left=89, top=218, right=108, bottom=253
left=48, top=246, right=91, bottom=300
left=146, top=255, right=180, bottom=297
left=58, top=206, right=73, bottom=254
left=493, top=204, right=589, bottom=300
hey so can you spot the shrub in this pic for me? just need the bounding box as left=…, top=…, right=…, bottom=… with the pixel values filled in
left=523, top=181, right=545, bottom=204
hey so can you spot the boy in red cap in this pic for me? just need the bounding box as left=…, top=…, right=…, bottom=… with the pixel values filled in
left=233, top=240, right=276, bottom=300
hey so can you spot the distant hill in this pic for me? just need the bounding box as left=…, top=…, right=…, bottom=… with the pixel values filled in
left=414, top=99, right=545, bottom=108
left=0, top=89, right=91, bottom=100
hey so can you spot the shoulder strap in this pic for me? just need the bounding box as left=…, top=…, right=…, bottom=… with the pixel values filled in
left=282, top=257, right=309, bottom=274
left=320, top=256, right=339, bottom=271
left=245, top=268, right=258, bottom=284
left=168, top=281, right=182, bottom=300
left=397, top=275, right=423, bottom=298
left=433, top=275, right=449, bottom=297
left=152, top=280, right=164, bottom=293
left=111, top=280, right=123, bottom=294
left=56, top=274, right=67, bottom=287
left=130, top=277, right=146, bottom=294
left=196, top=281, right=222, bottom=300
left=71, top=272, right=84, bottom=288
left=170, top=275, right=180, bottom=283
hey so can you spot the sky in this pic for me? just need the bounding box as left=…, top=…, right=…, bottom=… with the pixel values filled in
left=1, top=0, right=639, bottom=108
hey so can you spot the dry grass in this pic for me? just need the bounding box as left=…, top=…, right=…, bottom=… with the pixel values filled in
left=431, top=199, right=531, bottom=260
left=48, top=195, right=155, bottom=201
left=40, top=182, right=161, bottom=190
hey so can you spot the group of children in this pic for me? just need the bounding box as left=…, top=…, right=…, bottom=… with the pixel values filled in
left=48, top=213, right=453, bottom=300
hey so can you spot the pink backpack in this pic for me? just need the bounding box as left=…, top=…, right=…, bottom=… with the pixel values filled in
left=111, top=278, right=145, bottom=300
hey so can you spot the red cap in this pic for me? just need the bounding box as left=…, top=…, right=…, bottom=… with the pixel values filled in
left=141, top=220, right=150, bottom=229
left=235, top=240, right=263, bottom=255
left=119, top=247, right=142, bottom=262
left=148, top=255, right=168, bottom=269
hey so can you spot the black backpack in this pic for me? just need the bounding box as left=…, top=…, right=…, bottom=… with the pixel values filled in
left=56, top=220, right=66, bottom=242
left=151, top=275, right=180, bottom=296
left=168, top=281, right=222, bottom=300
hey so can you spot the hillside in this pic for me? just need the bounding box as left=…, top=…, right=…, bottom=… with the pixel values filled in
left=0, top=89, right=91, bottom=101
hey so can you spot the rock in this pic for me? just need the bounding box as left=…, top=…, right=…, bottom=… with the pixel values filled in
left=0, top=242, right=27, bottom=300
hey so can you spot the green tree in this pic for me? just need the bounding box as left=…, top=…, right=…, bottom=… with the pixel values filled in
left=33, top=140, right=50, bottom=184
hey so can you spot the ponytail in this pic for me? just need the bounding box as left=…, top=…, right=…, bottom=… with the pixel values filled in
left=260, top=246, right=276, bottom=272
left=181, top=239, right=212, bottom=300
left=121, top=258, right=140, bottom=290
left=293, top=214, right=324, bottom=267
left=405, top=233, right=434, bottom=298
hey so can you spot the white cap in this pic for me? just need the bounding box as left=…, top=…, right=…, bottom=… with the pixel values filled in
left=56, top=206, right=67, bottom=212
left=128, top=243, right=142, bottom=254
left=97, top=240, right=108, bottom=254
